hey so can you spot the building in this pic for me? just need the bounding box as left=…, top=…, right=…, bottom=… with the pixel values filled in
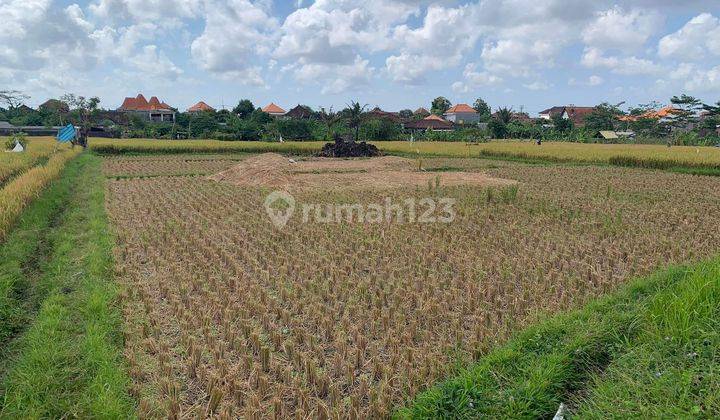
left=403, top=114, right=454, bottom=131
left=187, top=101, right=215, bottom=113
left=617, top=106, right=681, bottom=123
left=413, top=107, right=430, bottom=118
left=444, top=104, right=480, bottom=124
left=118, top=94, right=175, bottom=122
left=539, top=106, right=595, bottom=126
left=0, top=121, right=63, bottom=136
left=285, top=105, right=312, bottom=119
left=262, top=103, right=286, bottom=117
left=366, top=107, right=401, bottom=122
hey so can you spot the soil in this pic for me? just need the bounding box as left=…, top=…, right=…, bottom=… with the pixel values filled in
left=318, top=140, right=380, bottom=157
left=207, top=153, right=516, bottom=190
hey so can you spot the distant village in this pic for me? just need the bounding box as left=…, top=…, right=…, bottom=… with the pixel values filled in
left=1, top=92, right=719, bottom=145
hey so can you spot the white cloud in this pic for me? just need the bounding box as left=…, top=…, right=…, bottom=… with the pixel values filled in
left=581, top=47, right=661, bottom=75
left=452, top=63, right=502, bottom=93
left=582, top=6, right=662, bottom=52
left=128, top=45, right=182, bottom=79
left=191, top=0, right=278, bottom=83
left=523, top=81, right=550, bottom=91
left=386, top=4, right=480, bottom=83
left=588, top=75, right=604, bottom=86
left=89, top=0, right=201, bottom=23
left=658, top=13, right=720, bottom=60
left=289, top=56, right=373, bottom=95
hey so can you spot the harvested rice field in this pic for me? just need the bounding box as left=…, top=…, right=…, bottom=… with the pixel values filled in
left=103, top=154, right=720, bottom=418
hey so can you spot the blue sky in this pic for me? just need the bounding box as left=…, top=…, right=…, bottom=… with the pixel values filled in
left=1, top=0, right=719, bottom=115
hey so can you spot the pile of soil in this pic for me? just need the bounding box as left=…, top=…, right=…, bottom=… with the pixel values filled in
left=206, top=153, right=300, bottom=188
left=208, top=152, right=516, bottom=191
left=318, top=140, right=380, bottom=158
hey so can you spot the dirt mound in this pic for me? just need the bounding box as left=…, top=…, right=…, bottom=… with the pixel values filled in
left=209, top=152, right=515, bottom=190
left=206, top=153, right=299, bottom=188
left=318, top=141, right=380, bottom=157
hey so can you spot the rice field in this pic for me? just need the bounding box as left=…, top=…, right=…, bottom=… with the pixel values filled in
left=89, top=138, right=720, bottom=172
left=104, top=155, right=720, bottom=418
left=0, top=138, right=82, bottom=240
left=0, top=136, right=75, bottom=186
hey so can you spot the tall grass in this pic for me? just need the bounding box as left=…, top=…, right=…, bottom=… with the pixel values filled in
left=0, top=148, right=82, bottom=240
left=0, top=137, right=74, bottom=186
left=90, top=138, right=720, bottom=173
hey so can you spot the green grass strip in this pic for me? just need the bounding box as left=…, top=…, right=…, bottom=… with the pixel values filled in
left=0, top=154, right=134, bottom=418
left=397, top=258, right=719, bottom=418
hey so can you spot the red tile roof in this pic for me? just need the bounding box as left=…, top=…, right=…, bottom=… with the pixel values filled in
left=424, top=114, right=447, bottom=121
left=445, top=104, right=476, bottom=114
left=119, top=94, right=173, bottom=111
left=618, top=106, right=681, bottom=122
left=187, top=101, right=215, bottom=112
left=262, top=103, right=286, bottom=114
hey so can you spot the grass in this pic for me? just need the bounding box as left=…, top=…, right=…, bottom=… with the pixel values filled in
left=0, top=154, right=134, bottom=418
left=398, top=257, right=720, bottom=418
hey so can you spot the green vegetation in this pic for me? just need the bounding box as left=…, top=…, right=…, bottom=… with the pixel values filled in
left=399, top=258, right=720, bottom=418
left=0, top=154, right=133, bottom=418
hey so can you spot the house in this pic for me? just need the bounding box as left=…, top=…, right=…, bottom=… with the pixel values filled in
left=262, top=103, right=286, bottom=117
left=38, top=99, right=69, bottom=113
left=0, top=121, right=63, bottom=136
left=403, top=114, right=454, bottom=131
left=539, top=106, right=595, bottom=126
left=366, top=107, right=401, bottom=122
left=618, top=106, right=682, bottom=123
left=118, top=94, right=175, bottom=122
left=413, top=107, right=430, bottom=118
left=285, top=105, right=313, bottom=119
left=187, top=101, right=215, bottom=113
left=444, top=104, right=480, bottom=124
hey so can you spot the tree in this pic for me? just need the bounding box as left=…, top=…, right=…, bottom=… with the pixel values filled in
left=0, top=90, right=29, bottom=109
left=551, top=113, right=573, bottom=133
left=494, top=107, right=514, bottom=124
left=703, top=100, right=720, bottom=117
left=342, top=101, right=368, bottom=142
left=430, top=97, right=451, bottom=116
left=668, top=94, right=703, bottom=131
left=473, top=98, right=492, bottom=122
left=584, top=103, right=621, bottom=131
left=398, top=109, right=413, bottom=119
left=60, top=93, right=101, bottom=148
left=233, top=99, right=255, bottom=119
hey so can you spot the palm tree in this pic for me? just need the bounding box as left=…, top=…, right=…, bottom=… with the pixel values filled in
left=495, top=107, right=514, bottom=124
left=344, top=101, right=368, bottom=142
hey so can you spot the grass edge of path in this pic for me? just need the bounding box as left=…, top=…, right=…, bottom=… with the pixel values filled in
left=396, top=258, right=720, bottom=418
left=0, top=153, right=135, bottom=418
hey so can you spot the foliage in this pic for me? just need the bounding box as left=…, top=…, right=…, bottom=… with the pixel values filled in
left=341, top=100, right=368, bottom=141
left=0, top=90, right=29, bottom=109
left=551, top=113, right=574, bottom=133
left=488, top=119, right=508, bottom=139
left=430, top=96, right=451, bottom=116
left=584, top=102, right=622, bottom=131
left=360, top=117, right=402, bottom=141
left=188, top=111, right=219, bottom=138
left=472, top=98, right=492, bottom=122
left=233, top=99, right=255, bottom=118
left=398, top=109, right=413, bottom=119
left=4, top=132, right=28, bottom=150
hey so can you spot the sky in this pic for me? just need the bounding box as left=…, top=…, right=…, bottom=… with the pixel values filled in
left=1, top=0, right=719, bottom=115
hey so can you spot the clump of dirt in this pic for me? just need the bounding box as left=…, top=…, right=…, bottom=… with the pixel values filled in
left=318, top=137, right=380, bottom=158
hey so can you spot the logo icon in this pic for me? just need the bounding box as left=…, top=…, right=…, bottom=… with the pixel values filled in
left=264, top=190, right=295, bottom=228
